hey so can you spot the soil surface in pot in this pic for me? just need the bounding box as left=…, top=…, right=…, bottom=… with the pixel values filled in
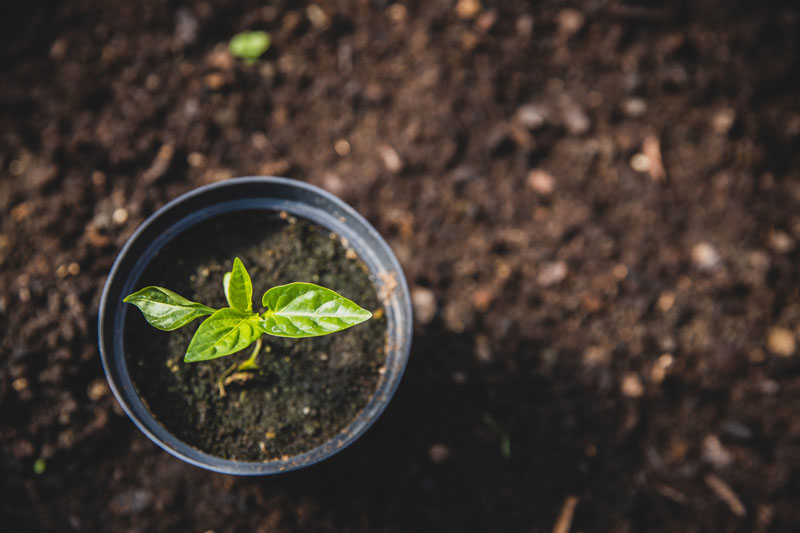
left=124, top=211, right=386, bottom=460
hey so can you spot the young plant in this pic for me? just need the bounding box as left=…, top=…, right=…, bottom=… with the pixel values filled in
left=229, top=31, right=271, bottom=64
left=123, top=257, right=372, bottom=366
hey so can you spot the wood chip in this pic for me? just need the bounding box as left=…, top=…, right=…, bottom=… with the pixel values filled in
left=704, top=474, right=746, bottom=517
left=552, top=495, right=578, bottom=533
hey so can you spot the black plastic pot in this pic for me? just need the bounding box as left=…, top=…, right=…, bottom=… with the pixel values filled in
left=98, top=177, right=413, bottom=475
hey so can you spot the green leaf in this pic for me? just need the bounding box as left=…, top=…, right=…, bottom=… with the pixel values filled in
left=185, top=308, right=264, bottom=362
left=224, top=257, right=253, bottom=312
left=123, top=287, right=215, bottom=331
left=229, top=31, right=270, bottom=62
left=260, top=282, right=372, bottom=338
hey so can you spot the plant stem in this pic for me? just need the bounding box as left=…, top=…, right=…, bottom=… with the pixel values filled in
left=237, top=337, right=262, bottom=371
left=218, top=337, right=263, bottom=397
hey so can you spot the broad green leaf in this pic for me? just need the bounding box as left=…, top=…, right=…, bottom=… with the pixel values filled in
left=185, top=308, right=263, bottom=362
left=224, top=257, right=253, bottom=313
left=260, top=282, right=372, bottom=338
left=123, top=287, right=215, bottom=331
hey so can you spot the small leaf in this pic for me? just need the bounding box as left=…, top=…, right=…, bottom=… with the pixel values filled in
left=124, top=287, right=215, bottom=331
left=225, top=257, right=253, bottom=313
left=261, top=282, right=372, bottom=338
left=185, top=308, right=263, bottom=362
left=229, top=31, right=270, bottom=62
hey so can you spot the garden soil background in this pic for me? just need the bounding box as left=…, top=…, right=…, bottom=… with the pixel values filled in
left=2, top=0, right=800, bottom=531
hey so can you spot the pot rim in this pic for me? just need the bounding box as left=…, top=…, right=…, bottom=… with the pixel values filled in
left=98, top=176, right=412, bottom=475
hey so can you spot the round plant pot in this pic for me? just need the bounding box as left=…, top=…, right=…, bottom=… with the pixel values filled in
left=98, top=177, right=412, bottom=475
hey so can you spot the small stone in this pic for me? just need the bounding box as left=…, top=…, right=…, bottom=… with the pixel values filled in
left=712, top=108, right=736, bottom=134
left=87, top=379, right=109, bottom=401
left=302, top=406, right=311, bottom=415
left=428, top=443, right=451, bottom=464
left=650, top=353, right=674, bottom=384
left=768, top=230, right=794, bottom=254
left=562, top=103, right=590, bottom=135
left=474, top=335, right=491, bottom=362
left=306, top=4, right=329, bottom=28
left=583, top=346, right=610, bottom=367
left=657, top=292, right=675, bottom=312
left=516, top=104, right=548, bottom=130
left=538, top=261, right=568, bottom=287
left=630, top=153, right=650, bottom=173
left=68, top=262, right=81, bottom=276
left=612, top=264, right=628, bottom=280
left=50, top=38, right=68, bottom=60
left=557, top=8, right=585, bottom=37
left=174, top=8, right=199, bottom=46
left=12, top=377, right=29, bottom=391
left=702, top=435, right=733, bottom=469
left=111, top=208, right=128, bottom=225
left=334, top=138, right=351, bottom=156
left=387, top=3, right=407, bottom=23
left=187, top=152, right=206, bottom=168
left=691, top=242, right=720, bottom=270
left=526, top=169, right=556, bottom=195
left=204, top=73, right=225, bottom=90
left=642, top=135, right=665, bottom=181
left=378, top=145, right=403, bottom=172
left=621, top=373, right=644, bottom=397
left=721, top=420, right=753, bottom=440
left=412, top=287, right=437, bottom=325
left=621, top=98, right=647, bottom=118
left=455, top=0, right=481, bottom=19
left=767, top=327, right=795, bottom=357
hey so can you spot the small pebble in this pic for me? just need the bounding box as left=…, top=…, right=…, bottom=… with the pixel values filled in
left=621, top=98, right=647, bottom=118
left=562, top=103, right=590, bottom=135
left=306, top=4, right=329, bottom=28
left=557, top=8, right=585, bottom=37
left=630, top=153, right=650, bottom=173
left=12, top=377, right=29, bottom=391
left=691, top=242, right=720, bottom=270
left=87, top=379, right=109, bottom=401
left=428, top=443, right=451, bottom=464
left=379, top=145, right=403, bottom=172
left=650, top=353, right=674, bottom=383
left=112, top=208, right=128, bottom=225
left=621, top=373, right=644, bottom=397
left=712, top=108, right=736, bottom=134
left=767, top=327, right=795, bottom=357
left=455, top=0, right=481, bottom=19
left=412, top=287, right=437, bottom=325
left=516, top=104, right=548, bottom=130
left=538, top=261, right=568, bottom=287
left=68, top=262, right=81, bottom=276
left=768, top=230, right=794, bottom=254
left=583, top=346, right=610, bottom=366
left=526, top=169, right=556, bottom=195
left=187, top=152, right=206, bottom=168
left=702, top=435, right=733, bottom=469
left=334, top=139, right=351, bottom=156
left=302, top=406, right=311, bottom=415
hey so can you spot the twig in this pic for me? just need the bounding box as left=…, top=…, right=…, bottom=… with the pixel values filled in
left=552, top=495, right=579, bottom=533
left=704, top=474, right=746, bottom=517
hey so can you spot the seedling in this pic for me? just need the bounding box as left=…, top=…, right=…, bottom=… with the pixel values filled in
left=124, top=258, right=372, bottom=394
left=229, top=31, right=271, bottom=64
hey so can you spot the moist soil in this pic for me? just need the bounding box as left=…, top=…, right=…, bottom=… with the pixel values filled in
left=2, top=1, right=800, bottom=532
left=125, top=213, right=385, bottom=461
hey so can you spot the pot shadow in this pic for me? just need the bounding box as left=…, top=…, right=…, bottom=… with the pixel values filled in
left=237, top=321, right=642, bottom=531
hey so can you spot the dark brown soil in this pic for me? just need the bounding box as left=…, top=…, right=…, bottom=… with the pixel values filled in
left=2, top=0, right=800, bottom=531
left=125, top=213, right=385, bottom=460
